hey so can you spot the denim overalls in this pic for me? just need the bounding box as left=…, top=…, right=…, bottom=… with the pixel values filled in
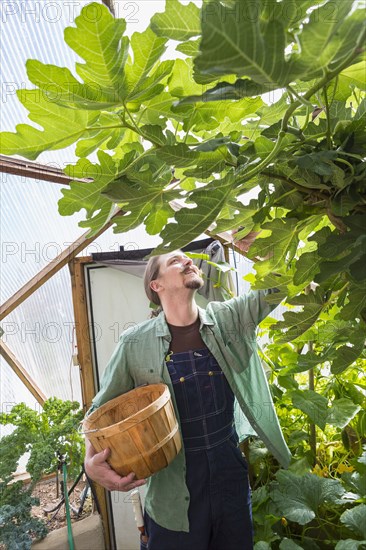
left=142, top=348, right=254, bottom=550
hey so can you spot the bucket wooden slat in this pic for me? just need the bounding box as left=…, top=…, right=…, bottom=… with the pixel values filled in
left=83, top=384, right=181, bottom=479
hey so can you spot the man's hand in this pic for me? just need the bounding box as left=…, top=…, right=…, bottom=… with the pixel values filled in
left=85, top=442, right=147, bottom=492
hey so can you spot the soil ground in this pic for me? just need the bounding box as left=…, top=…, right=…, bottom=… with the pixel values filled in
left=31, top=476, right=93, bottom=533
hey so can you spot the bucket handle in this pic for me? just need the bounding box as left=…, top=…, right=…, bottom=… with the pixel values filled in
left=78, top=422, right=102, bottom=436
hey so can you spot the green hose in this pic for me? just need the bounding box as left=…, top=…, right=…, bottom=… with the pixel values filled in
left=63, top=462, right=75, bottom=550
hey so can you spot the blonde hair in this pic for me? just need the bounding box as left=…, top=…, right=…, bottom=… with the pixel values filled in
left=143, top=255, right=162, bottom=306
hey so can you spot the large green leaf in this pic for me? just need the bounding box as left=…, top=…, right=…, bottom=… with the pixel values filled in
left=270, top=471, right=344, bottom=525
left=342, top=471, right=366, bottom=498
left=339, top=285, right=366, bottom=321
left=254, top=543, right=272, bottom=550
left=58, top=151, right=119, bottom=235
left=326, top=9, right=366, bottom=74
left=157, top=144, right=200, bottom=168
left=123, top=27, right=167, bottom=95
left=279, top=540, right=304, bottom=550
left=151, top=0, right=201, bottom=40
left=139, top=125, right=167, bottom=146
left=330, top=334, right=365, bottom=375
left=98, top=150, right=181, bottom=236
left=25, top=60, right=118, bottom=110
left=340, top=504, right=366, bottom=539
left=139, top=92, right=183, bottom=126
left=125, top=60, right=174, bottom=103
left=249, top=218, right=299, bottom=277
left=326, top=398, right=361, bottom=428
left=26, top=18, right=171, bottom=110
left=334, top=61, right=366, bottom=101
left=188, top=96, right=263, bottom=133
left=75, top=112, right=130, bottom=157
left=288, top=0, right=356, bottom=79
left=293, top=251, right=321, bottom=286
left=154, top=173, right=235, bottom=253
left=111, top=205, right=149, bottom=234
left=183, top=149, right=227, bottom=179
left=195, top=0, right=292, bottom=86
left=291, top=390, right=328, bottom=430
left=317, top=230, right=362, bottom=259
left=179, top=78, right=270, bottom=103
left=335, top=541, right=366, bottom=550
left=176, top=38, right=201, bottom=57
left=0, top=90, right=97, bottom=160
left=256, top=95, right=290, bottom=126
left=145, top=202, right=175, bottom=236
left=64, top=3, right=128, bottom=98
left=215, top=200, right=258, bottom=232
left=262, top=0, right=316, bottom=29
left=273, top=287, right=332, bottom=342
left=168, top=59, right=203, bottom=98
left=280, top=350, right=330, bottom=375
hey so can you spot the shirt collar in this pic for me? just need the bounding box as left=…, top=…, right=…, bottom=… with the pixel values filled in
left=197, top=306, right=215, bottom=328
left=155, top=304, right=214, bottom=339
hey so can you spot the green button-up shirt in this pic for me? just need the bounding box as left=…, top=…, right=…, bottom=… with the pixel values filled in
left=90, top=290, right=291, bottom=532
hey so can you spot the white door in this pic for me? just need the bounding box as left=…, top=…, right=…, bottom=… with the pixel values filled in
left=86, top=264, right=150, bottom=550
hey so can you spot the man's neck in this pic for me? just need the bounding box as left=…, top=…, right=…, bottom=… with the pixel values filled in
left=161, top=294, right=198, bottom=326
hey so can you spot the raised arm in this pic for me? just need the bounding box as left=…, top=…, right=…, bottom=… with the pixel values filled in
left=228, top=230, right=282, bottom=326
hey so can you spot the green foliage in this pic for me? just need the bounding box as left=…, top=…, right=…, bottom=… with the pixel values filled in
left=270, top=471, right=345, bottom=525
left=0, top=398, right=84, bottom=549
left=2, top=0, right=364, bottom=335
left=1, top=2, right=365, bottom=547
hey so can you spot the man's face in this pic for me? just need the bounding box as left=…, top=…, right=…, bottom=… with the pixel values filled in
left=152, top=251, right=204, bottom=296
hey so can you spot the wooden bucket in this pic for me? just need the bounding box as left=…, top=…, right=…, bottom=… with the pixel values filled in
left=83, top=384, right=182, bottom=480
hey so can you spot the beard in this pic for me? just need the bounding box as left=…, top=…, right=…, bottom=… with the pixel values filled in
left=184, top=276, right=204, bottom=290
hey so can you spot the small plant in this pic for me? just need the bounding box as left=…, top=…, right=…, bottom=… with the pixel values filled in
left=0, top=398, right=84, bottom=550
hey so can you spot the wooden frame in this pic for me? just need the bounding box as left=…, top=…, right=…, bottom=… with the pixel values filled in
left=69, top=257, right=112, bottom=549
left=0, top=341, right=46, bottom=405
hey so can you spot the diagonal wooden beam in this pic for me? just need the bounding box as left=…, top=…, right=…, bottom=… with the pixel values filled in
left=0, top=341, right=47, bottom=405
left=0, top=211, right=123, bottom=321
left=0, top=154, right=89, bottom=185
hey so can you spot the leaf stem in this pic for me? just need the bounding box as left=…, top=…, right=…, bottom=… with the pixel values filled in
left=236, top=131, right=286, bottom=187
left=183, top=110, right=195, bottom=144
left=286, top=134, right=327, bottom=151
left=323, top=85, right=332, bottom=149
left=260, top=170, right=328, bottom=201
left=123, top=103, right=141, bottom=134
left=352, top=89, right=361, bottom=107
left=287, top=85, right=314, bottom=108
left=121, top=103, right=163, bottom=147
left=328, top=75, right=338, bottom=109
left=174, top=121, right=180, bottom=139
left=301, top=106, right=311, bottom=132
left=336, top=157, right=354, bottom=176
left=86, top=125, right=123, bottom=131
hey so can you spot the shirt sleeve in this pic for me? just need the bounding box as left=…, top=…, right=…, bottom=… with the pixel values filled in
left=226, top=288, right=282, bottom=329
left=86, top=336, right=134, bottom=415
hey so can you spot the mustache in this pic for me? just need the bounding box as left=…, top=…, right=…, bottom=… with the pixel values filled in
left=181, top=266, right=203, bottom=277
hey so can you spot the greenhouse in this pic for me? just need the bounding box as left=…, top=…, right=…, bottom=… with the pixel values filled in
left=0, top=1, right=365, bottom=549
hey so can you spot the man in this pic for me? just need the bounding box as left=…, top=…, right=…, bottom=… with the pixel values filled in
left=85, top=243, right=291, bottom=549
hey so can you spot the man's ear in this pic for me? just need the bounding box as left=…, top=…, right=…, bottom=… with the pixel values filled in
left=150, top=280, right=161, bottom=293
